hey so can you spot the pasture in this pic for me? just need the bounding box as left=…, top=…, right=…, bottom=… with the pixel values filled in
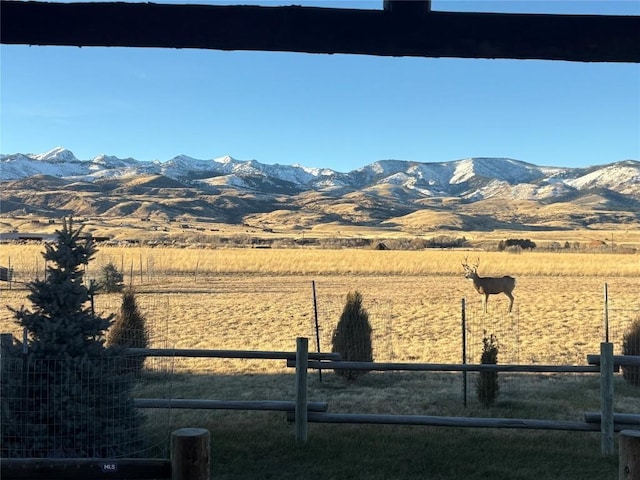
left=1, top=244, right=639, bottom=479
left=1, top=246, right=638, bottom=366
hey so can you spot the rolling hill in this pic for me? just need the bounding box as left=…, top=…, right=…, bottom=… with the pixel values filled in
left=1, top=148, right=638, bottom=232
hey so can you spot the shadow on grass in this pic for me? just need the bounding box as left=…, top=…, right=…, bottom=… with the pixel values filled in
left=133, top=368, right=635, bottom=479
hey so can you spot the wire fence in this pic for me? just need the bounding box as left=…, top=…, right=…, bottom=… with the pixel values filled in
left=0, top=290, right=175, bottom=459
left=311, top=293, right=638, bottom=365
left=0, top=348, right=141, bottom=458
left=2, top=310, right=639, bottom=460
left=2, top=268, right=638, bottom=460
left=3, top=274, right=637, bottom=369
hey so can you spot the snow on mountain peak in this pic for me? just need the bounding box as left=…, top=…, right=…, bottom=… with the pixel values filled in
left=450, top=158, right=476, bottom=184
left=451, top=157, right=544, bottom=185
left=568, top=163, right=640, bottom=190
left=214, top=155, right=235, bottom=164
left=33, top=147, right=78, bottom=163
left=1, top=148, right=638, bottom=204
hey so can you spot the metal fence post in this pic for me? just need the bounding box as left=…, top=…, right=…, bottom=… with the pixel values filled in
left=603, top=283, right=609, bottom=343
left=462, top=298, right=467, bottom=407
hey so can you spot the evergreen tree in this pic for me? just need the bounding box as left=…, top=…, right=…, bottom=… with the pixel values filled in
left=331, top=290, right=373, bottom=381
left=108, top=288, right=150, bottom=377
left=476, top=333, right=500, bottom=407
left=622, top=317, right=640, bottom=387
left=2, top=217, right=143, bottom=458
left=98, top=262, right=125, bottom=293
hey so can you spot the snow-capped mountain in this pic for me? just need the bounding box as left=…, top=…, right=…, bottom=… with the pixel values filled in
left=1, top=147, right=639, bottom=230
left=2, top=147, right=637, bottom=200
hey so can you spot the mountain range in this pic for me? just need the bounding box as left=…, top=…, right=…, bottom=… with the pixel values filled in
left=1, top=147, right=639, bottom=232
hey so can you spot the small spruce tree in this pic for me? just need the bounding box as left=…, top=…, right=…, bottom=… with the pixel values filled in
left=622, top=317, right=640, bottom=387
left=108, top=288, right=150, bottom=377
left=476, top=333, right=500, bottom=407
left=98, top=262, right=125, bottom=293
left=2, top=217, right=143, bottom=458
left=331, top=290, right=373, bottom=381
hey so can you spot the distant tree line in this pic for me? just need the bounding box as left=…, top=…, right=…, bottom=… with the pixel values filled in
left=425, top=236, right=468, bottom=249
left=498, top=238, right=537, bottom=251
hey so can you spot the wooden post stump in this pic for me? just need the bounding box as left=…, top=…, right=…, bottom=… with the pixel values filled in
left=171, top=428, right=210, bottom=480
left=620, top=430, right=640, bottom=480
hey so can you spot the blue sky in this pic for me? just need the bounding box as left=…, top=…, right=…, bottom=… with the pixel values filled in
left=1, top=1, right=639, bottom=172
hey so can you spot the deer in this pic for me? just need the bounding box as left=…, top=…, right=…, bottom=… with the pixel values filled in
left=462, top=257, right=516, bottom=314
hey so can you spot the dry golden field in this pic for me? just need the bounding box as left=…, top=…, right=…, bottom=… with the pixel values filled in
left=2, top=240, right=639, bottom=479
left=1, top=244, right=638, bottom=372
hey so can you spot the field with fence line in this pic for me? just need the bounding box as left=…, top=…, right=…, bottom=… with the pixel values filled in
left=1, top=243, right=639, bottom=478
left=1, top=246, right=638, bottom=368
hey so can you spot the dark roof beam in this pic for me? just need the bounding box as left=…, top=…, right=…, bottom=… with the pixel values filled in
left=1, top=1, right=638, bottom=63
left=384, top=0, right=431, bottom=17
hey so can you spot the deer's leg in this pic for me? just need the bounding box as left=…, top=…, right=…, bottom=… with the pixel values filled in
left=483, top=294, right=489, bottom=313
left=505, top=292, right=514, bottom=313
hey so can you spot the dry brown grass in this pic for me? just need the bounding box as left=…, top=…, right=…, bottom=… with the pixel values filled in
left=1, top=244, right=638, bottom=374
left=2, top=242, right=638, bottom=480
left=4, top=243, right=640, bottom=276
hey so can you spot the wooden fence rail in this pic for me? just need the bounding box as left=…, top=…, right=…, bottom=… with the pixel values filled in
left=585, top=412, right=640, bottom=426
left=126, top=347, right=340, bottom=361
left=289, top=411, right=604, bottom=431
left=134, top=398, right=328, bottom=412
left=288, top=412, right=639, bottom=433
left=587, top=354, right=640, bottom=367
left=288, top=359, right=602, bottom=373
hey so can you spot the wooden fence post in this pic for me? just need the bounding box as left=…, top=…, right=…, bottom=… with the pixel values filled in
left=295, top=337, right=309, bottom=444
left=600, top=342, right=615, bottom=455
left=171, top=428, right=210, bottom=480
left=619, top=430, right=640, bottom=480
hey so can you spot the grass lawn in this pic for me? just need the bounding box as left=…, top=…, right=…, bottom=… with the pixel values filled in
left=204, top=421, right=617, bottom=480
left=136, top=370, right=635, bottom=480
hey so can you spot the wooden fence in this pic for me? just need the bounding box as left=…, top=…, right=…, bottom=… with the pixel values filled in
left=121, top=337, right=640, bottom=461
left=289, top=338, right=640, bottom=453
left=2, top=334, right=640, bottom=478
left=124, top=337, right=638, bottom=453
